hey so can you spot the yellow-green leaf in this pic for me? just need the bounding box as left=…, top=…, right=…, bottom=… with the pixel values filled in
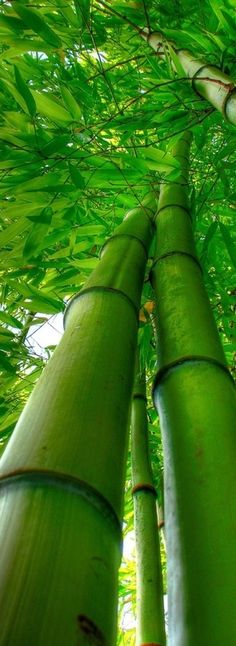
left=14, top=65, right=36, bottom=116
left=61, top=86, right=82, bottom=121
left=13, top=4, right=62, bottom=48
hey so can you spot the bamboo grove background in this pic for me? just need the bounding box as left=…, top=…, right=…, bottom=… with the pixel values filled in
left=0, top=0, right=235, bottom=644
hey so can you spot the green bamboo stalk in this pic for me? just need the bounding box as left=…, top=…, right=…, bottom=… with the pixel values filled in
left=151, top=132, right=236, bottom=645
left=142, top=30, right=236, bottom=125
left=0, top=194, right=156, bottom=646
left=131, top=355, right=166, bottom=646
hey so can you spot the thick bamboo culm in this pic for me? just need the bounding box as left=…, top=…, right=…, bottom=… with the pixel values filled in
left=0, top=194, right=156, bottom=646
left=131, top=357, right=166, bottom=646
left=142, top=30, right=236, bottom=125
left=151, top=132, right=236, bottom=645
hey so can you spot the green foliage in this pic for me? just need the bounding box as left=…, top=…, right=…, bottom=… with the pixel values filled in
left=0, top=0, right=235, bottom=640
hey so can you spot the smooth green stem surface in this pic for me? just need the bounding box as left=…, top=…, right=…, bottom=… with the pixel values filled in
left=152, top=133, right=236, bottom=645
left=131, top=361, right=166, bottom=646
left=0, top=194, right=156, bottom=646
left=142, top=30, right=236, bottom=125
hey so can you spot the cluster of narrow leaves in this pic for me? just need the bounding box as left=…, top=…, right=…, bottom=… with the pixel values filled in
left=0, top=0, right=235, bottom=640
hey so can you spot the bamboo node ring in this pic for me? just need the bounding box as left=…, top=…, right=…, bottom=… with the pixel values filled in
left=0, top=468, right=122, bottom=541
left=132, top=393, right=147, bottom=403
left=153, top=355, right=235, bottom=392
left=151, top=250, right=202, bottom=273
left=155, top=203, right=192, bottom=221
left=132, top=482, right=157, bottom=497
left=100, top=233, right=149, bottom=259
left=191, top=63, right=223, bottom=98
left=64, top=285, right=139, bottom=328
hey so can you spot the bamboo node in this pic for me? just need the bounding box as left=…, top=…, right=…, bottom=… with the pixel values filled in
left=153, top=355, right=235, bottom=392
left=132, top=393, right=147, bottom=403
left=155, top=203, right=192, bottom=221
left=0, top=468, right=123, bottom=542
left=132, top=482, right=157, bottom=497
left=64, top=285, right=139, bottom=328
left=100, top=233, right=149, bottom=259
left=151, top=250, right=202, bottom=274
left=191, top=63, right=223, bottom=98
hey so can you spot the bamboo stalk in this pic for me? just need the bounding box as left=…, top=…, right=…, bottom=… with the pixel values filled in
left=0, top=194, right=156, bottom=645
left=151, top=132, right=236, bottom=645
left=142, top=30, right=236, bottom=125
left=131, top=355, right=166, bottom=646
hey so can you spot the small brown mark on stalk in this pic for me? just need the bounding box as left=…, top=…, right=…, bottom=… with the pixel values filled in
left=77, top=614, right=105, bottom=645
left=195, top=445, right=204, bottom=459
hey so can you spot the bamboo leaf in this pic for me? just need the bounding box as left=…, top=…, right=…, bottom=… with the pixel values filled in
left=0, top=218, right=30, bottom=248
left=0, top=332, right=15, bottom=349
left=167, top=43, right=185, bottom=77
left=0, top=39, right=52, bottom=60
left=14, top=65, right=36, bottom=117
left=202, top=30, right=225, bottom=51
left=14, top=282, right=64, bottom=313
left=0, top=15, right=25, bottom=34
left=75, top=257, right=98, bottom=269
left=13, top=4, right=62, bottom=48
left=73, top=0, right=90, bottom=25
left=8, top=173, right=62, bottom=195
left=41, top=135, right=70, bottom=156
left=200, top=221, right=218, bottom=261
left=165, top=28, right=215, bottom=52
left=221, top=9, right=236, bottom=37
left=76, top=225, right=106, bottom=236
left=0, top=354, right=15, bottom=375
left=21, top=299, right=62, bottom=314
left=142, top=148, right=180, bottom=168
left=0, top=411, right=19, bottom=432
left=209, top=0, right=230, bottom=30
left=1, top=78, right=30, bottom=112
left=0, top=312, right=23, bottom=330
left=31, top=91, right=72, bottom=124
left=219, top=223, right=236, bottom=268
left=69, top=163, right=85, bottom=188
left=23, top=209, right=53, bottom=258
left=50, top=240, right=91, bottom=259
left=61, top=86, right=82, bottom=121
